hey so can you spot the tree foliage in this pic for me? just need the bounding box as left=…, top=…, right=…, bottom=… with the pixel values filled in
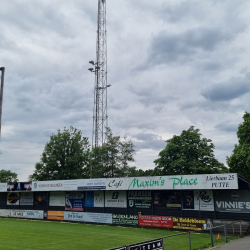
left=227, top=112, right=250, bottom=179
left=29, top=126, right=91, bottom=181
left=153, top=126, right=228, bottom=175
left=89, top=127, right=136, bottom=178
left=0, top=169, right=18, bottom=183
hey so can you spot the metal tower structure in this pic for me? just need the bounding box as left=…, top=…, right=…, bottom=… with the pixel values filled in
left=0, top=67, right=5, bottom=141
left=89, top=0, right=110, bottom=147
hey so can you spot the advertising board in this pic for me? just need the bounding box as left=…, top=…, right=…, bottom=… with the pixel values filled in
left=139, top=215, right=173, bottom=228
left=112, top=214, right=138, bottom=226
left=173, top=217, right=213, bottom=230
left=0, top=209, right=43, bottom=219
left=128, top=191, right=152, bottom=209
left=34, top=192, right=48, bottom=205
left=77, top=179, right=106, bottom=190
left=7, top=182, right=32, bottom=191
left=32, top=179, right=78, bottom=191
left=49, top=192, right=65, bottom=206
left=106, top=173, right=238, bottom=190
left=47, top=211, right=64, bottom=220
left=7, top=193, right=19, bottom=205
left=154, top=190, right=181, bottom=209
left=182, top=190, right=214, bottom=211
left=85, top=191, right=104, bottom=207
left=65, top=192, right=84, bottom=211
left=214, top=190, right=250, bottom=213
left=0, top=209, right=11, bottom=217
left=129, top=238, right=163, bottom=250
left=105, top=191, right=127, bottom=208
left=0, top=183, right=7, bottom=192
left=20, top=192, right=33, bottom=205
left=64, top=211, right=112, bottom=224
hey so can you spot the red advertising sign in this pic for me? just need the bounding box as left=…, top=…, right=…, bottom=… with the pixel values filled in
left=139, top=215, right=173, bottom=228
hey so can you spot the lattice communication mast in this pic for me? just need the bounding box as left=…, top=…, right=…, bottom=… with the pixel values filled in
left=0, top=67, right=5, bottom=141
left=89, top=0, right=110, bottom=147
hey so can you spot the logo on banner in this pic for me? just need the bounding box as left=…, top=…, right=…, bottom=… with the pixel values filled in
left=129, top=200, right=134, bottom=207
left=197, top=191, right=211, bottom=203
left=112, top=192, right=119, bottom=199
left=231, top=191, right=240, bottom=200
left=108, top=179, right=123, bottom=188
left=34, top=183, right=37, bottom=189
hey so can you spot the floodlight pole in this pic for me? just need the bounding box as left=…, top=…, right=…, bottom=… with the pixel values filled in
left=89, top=0, right=108, bottom=148
left=0, top=67, right=5, bottom=141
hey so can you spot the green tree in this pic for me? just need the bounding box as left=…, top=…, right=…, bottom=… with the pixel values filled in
left=89, top=127, right=136, bottom=178
left=0, top=169, right=18, bottom=182
left=29, top=126, right=91, bottom=181
left=227, top=112, right=250, bottom=179
left=153, top=126, right=228, bottom=175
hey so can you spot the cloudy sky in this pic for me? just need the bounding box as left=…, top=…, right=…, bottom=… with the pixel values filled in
left=0, top=0, right=249, bottom=181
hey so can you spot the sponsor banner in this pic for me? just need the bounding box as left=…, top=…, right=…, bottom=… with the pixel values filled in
left=83, top=212, right=112, bottom=224
left=20, top=192, right=33, bottom=205
left=154, top=191, right=181, bottom=209
left=0, top=209, right=11, bottom=217
left=32, top=179, right=78, bottom=191
left=0, top=183, right=7, bottom=192
left=129, top=238, right=164, bottom=250
left=34, top=192, right=48, bottom=205
left=139, top=215, right=173, bottom=228
left=49, top=192, right=65, bottom=206
left=7, top=182, right=32, bottom=191
left=106, top=173, right=238, bottom=190
left=215, top=190, right=250, bottom=213
left=64, top=211, right=112, bottom=224
left=11, top=210, right=44, bottom=219
left=128, top=191, right=152, bottom=209
left=24, top=210, right=44, bottom=219
left=105, top=191, right=127, bottom=208
left=65, top=192, right=84, bottom=211
left=85, top=191, right=104, bottom=207
left=173, top=217, right=213, bottom=231
left=64, top=211, right=84, bottom=222
left=7, top=193, right=20, bottom=205
left=77, top=179, right=106, bottom=190
left=112, top=214, right=138, bottom=226
left=48, top=211, right=64, bottom=220
left=182, top=190, right=214, bottom=211
left=0, top=209, right=43, bottom=219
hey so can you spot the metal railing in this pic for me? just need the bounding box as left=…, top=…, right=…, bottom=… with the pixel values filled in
left=107, top=220, right=246, bottom=250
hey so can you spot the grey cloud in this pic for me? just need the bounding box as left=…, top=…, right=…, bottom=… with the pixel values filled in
left=129, top=83, right=176, bottom=109
left=214, top=122, right=238, bottom=133
left=145, top=27, right=231, bottom=66
left=132, top=133, right=166, bottom=151
left=201, top=77, right=250, bottom=101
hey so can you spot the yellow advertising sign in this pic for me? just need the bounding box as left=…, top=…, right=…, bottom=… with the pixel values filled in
left=173, top=217, right=210, bottom=231
left=47, top=211, right=64, bottom=221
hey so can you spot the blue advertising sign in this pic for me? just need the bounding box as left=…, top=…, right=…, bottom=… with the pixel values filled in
left=65, top=192, right=84, bottom=211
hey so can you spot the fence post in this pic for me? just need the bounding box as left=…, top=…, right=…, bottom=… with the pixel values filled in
left=189, top=232, right=192, bottom=250
left=240, top=221, right=242, bottom=237
left=232, top=221, right=234, bottom=235
left=224, top=225, right=228, bottom=243
left=210, top=229, right=214, bottom=247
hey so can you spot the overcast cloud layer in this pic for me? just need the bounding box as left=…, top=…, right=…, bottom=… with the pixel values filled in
left=1, top=0, right=250, bottom=181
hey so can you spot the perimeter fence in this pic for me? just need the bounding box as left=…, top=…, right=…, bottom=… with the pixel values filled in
left=107, top=220, right=247, bottom=250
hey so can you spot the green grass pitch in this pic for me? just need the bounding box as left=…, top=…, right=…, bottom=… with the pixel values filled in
left=0, top=218, right=236, bottom=250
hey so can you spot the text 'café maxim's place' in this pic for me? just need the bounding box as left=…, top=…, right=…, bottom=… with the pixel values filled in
left=0, top=173, right=249, bottom=231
